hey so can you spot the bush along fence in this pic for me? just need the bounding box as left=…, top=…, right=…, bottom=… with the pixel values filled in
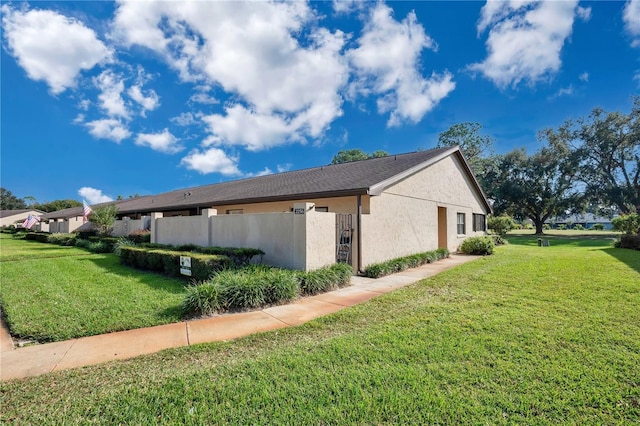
left=362, top=248, right=450, bottom=279
left=182, top=263, right=353, bottom=316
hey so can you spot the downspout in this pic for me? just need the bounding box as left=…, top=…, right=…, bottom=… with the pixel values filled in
left=357, top=194, right=363, bottom=274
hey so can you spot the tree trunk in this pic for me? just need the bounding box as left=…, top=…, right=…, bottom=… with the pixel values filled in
left=533, top=218, right=545, bottom=235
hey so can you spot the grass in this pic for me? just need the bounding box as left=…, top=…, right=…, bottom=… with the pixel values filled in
left=0, top=234, right=186, bottom=341
left=1, top=232, right=638, bottom=424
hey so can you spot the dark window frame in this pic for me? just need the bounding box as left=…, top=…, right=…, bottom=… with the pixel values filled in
left=457, top=212, right=466, bottom=235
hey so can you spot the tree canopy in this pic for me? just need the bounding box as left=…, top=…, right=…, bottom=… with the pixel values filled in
left=543, top=96, right=639, bottom=214
left=32, top=200, right=82, bottom=213
left=0, top=188, right=27, bottom=210
left=331, top=149, right=389, bottom=164
left=436, top=122, right=494, bottom=175
left=487, top=141, right=582, bottom=235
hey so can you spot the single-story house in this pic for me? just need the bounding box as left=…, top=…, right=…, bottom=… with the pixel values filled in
left=105, top=146, right=492, bottom=271
left=0, top=209, right=45, bottom=228
left=546, top=213, right=618, bottom=230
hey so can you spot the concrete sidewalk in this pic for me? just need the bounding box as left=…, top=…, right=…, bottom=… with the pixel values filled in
left=1, top=255, right=477, bottom=381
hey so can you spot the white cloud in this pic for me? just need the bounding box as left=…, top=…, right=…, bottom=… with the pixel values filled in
left=111, top=1, right=348, bottom=149
left=78, top=187, right=114, bottom=204
left=579, top=72, right=589, bottom=82
left=128, top=85, right=160, bottom=114
left=171, top=112, right=198, bottom=126
left=347, top=4, right=455, bottom=127
left=189, top=92, right=219, bottom=105
left=277, top=164, right=292, bottom=173
left=333, top=0, right=365, bottom=14
left=86, top=118, right=131, bottom=142
left=624, top=0, right=640, bottom=47
left=73, top=113, right=85, bottom=124
left=1, top=5, right=111, bottom=94
left=470, top=0, right=582, bottom=89
left=135, top=129, right=182, bottom=154
left=548, top=84, right=574, bottom=100
left=180, top=148, right=241, bottom=175
left=202, top=105, right=298, bottom=151
left=576, top=6, right=591, bottom=22
left=94, top=70, right=129, bottom=118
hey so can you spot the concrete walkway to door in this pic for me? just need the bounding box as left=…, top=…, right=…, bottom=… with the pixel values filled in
left=0, top=254, right=478, bottom=382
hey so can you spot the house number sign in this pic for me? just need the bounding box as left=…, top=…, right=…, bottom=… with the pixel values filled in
left=180, top=256, right=192, bottom=276
left=294, top=208, right=305, bottom=215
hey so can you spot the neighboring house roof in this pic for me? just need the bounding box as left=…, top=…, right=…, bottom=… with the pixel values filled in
left=0, top=209, right=44, bottom=218
left=113, top=146, right=492, bottom=215
left=42, top=200, right=133, bottom=220
left=547, top=213, right=617, bottom=224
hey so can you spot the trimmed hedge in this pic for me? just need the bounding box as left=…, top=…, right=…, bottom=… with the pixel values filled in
left=119, top=246, right=232, bottom=281
left=140, top=243, right=264, bottom=266
left=24, top=233, right=50, bottom=243
left=459, top=236, right=495, bottom=255
left=363, top=248, right=450, bottom=279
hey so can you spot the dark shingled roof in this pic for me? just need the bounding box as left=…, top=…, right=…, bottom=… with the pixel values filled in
left=114, top=146, right=492, bottom=215
left=0, top=209, right=44, bottom=218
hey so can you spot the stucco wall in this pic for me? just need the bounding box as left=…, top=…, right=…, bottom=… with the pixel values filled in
left=156, top=215, right=210, bottom=247
left=49, top=217, right=84, bottom=234
left=0, top=210, right=43, bottom=227
left=151, top=204, right=335, bottom=271
left=112, top=217, right=150, bottom=237
left=360, top=154, right=489, bottom=267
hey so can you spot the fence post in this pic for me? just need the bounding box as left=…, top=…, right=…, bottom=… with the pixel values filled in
left=202, top=209, right=217, bottom=247
left=150, top=212, right=163, bottom=244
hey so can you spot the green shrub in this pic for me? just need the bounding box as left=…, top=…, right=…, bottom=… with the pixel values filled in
left=88, top=241, right=111, bottom=253
left=331, top=262, right=353, bottom=287
left=300, top=266, right=340, bottom=295
left=459, top=236, right=494, bottom=255
left=217, top=270, right=267, bottom=309
left=487, top=215, right=516, bottom=236
left=558, top=225, right=567, bottom=230
left=113, top=238, right=135, bottom=256
left=46, top=233, right=76, bottom=246
left=182, top=282, right=225, bottom=316
left=573, top=224, right=584, bottom=231
left=264, top=268, right=300, bottom=305
left=614, top=233, right=640, bottom=250
left=128, top=229, right=151, bottom=244
left=74, top=238, right=92, bottom=249
left=543, top=223, right=551, bottom=230
left=612, top=214, right=640, bottom=235
left=592, top=223, right=605, bottom=231
left=490, top=235, right=508, bottom=246
left=119, top=247, right=231, bottom=280
left=25, top=233, right=49, bottom=243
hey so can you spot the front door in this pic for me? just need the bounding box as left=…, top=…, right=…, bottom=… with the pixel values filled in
left=438, top=207, right=447, bottom=249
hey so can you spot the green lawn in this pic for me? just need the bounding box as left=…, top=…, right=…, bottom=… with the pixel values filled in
left=1, top=233, right=638, bottom=424
left=0, top=234, right=186, bottom=341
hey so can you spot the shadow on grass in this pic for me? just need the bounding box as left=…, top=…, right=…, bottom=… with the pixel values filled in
left=600, top=247, right=640, bottom=274
left=80, top=254, right=188, bottom=296
left=506, top=232, right=619, bottom=248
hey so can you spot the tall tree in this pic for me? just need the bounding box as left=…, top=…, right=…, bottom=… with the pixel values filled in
left=489, top=141, right=582, bottom=235
left=331, top=149, right=389, bottom=164
left=0, top=188, right=26, bottom=210
left=33, top=199, right=82, bottom=213
left=544, top=96, right=639, bottom=214
left=436, top=122, right=494, bottom=175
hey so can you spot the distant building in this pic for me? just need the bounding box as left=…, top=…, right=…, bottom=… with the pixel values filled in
left=546, top=213, right=617, bottom=230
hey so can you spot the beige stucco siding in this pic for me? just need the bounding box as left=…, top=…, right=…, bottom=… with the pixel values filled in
left=361, top=155, right=489, bottom=266
left=210, top=196, right=370, bottom=215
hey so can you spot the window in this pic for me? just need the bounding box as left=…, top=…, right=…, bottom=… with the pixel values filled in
left=472, top=213, right=486, bottom=232
left=226, top=209, right=243, bottom=215
left=315, top=206, right=329, bottom=212
left=457, top=213, right=466, bottom=235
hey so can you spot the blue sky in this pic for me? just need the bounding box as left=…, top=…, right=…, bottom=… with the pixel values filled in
left=2, top=0, right=639, bottom=205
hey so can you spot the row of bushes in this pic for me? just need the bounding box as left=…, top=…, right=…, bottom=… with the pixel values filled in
left=117, top=242, right=265, bottom=267
left=182, top=263, right=353, bottom=315
left=119, top=246, right=232, bottom=281
left=363, top=248, right=450, bottom=279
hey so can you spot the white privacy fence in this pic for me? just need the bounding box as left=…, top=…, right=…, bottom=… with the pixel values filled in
left=150, top=203, right=336, bottom=271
